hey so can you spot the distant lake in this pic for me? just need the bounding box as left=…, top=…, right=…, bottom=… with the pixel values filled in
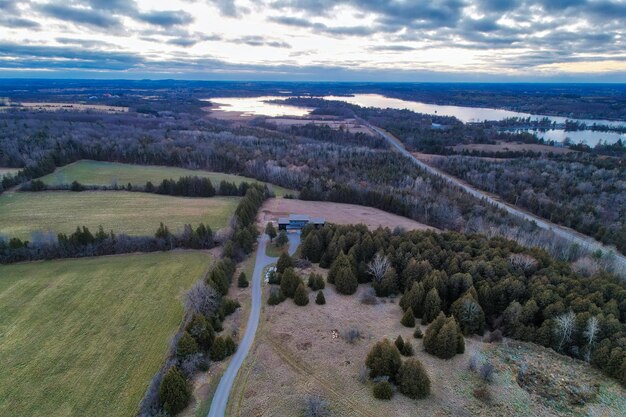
left=204, top=94, right=625, bottom=146
left=202, top=96, right=311, bottom=117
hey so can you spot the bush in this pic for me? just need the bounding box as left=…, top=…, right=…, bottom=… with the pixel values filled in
left=372, top=380, right=394, bottom=400
left=486, top=329, right=503, bottom=343
left=294, top=283, right=309, bottom=306
left=395, top=335, right=405, bottom=352
left=315, top=290, right=326, bottom=305
left=159, top=366, right=191, bottom=415
left=401, top=341, right=414, bottom=357
left=479, top=362, right=495, bottom=382
left=343, top=327, right=361, bottom=344
left=267, top=269, right=280, bottom=285
left=401, top=307, right=416, bottom=327
left=360, top=287, right=378, bottom=305
left=237, top=272, right=249, bottom=288
left=397, top=359, right=431, bottom=399
left=365, top=339, right=402, bottom=381
left=224, top=335, right=237, bottom=356
left=413, top=328, right=423, bottom=339
left=220, top=298, right=241, bottom=317
left=211, top=336, right=226, bottom=361
left=473, top=386, right=491, bottom=403
left=176, top=332, right=199, bottom=359
left=268, top=287, right=285, bottom=305
left=304, top=395, right=330, bottom=417
left=423, top=313, right=465, bottom=359
left=186, top=314, right=215, bottom=351
left=308, top=273, right=325, bottom=290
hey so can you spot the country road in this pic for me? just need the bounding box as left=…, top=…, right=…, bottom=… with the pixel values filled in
left=362, top=120, right=626, bottom=273
left=208, top=232, right=300, bottom=417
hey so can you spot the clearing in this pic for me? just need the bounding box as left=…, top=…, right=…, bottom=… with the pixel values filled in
left=266, top=117, right=376, bottom=135
left=0, top=168, right=19, bottom=178
left=1, top=102, right=129, bottom=113
left=229, top=278, right=626, bottom=417
left=0, top=251, right=211, bottom=417
left=258, top=198, right=435, bottom=232
left=40, top=160, right=293, bottom=197
left=451, top=142, right=574, bottom=155
left=0, top=191, right=238, bottom=239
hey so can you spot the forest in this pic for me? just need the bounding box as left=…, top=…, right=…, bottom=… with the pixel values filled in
left=297, top=223, right=626, bottom=387
left=431, top=154, right=626, bottom=255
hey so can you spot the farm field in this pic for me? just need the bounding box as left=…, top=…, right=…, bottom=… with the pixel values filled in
left=40, top=160, right=293, bottom=197
left=258, top=198, right=435, bottom=232
left=0, top=251, right=211, bottom=417
left=451, top=142, right=574, bottom=155
left=229, top=279, right=626, bottom=417
left=0, top=191, right=239, bottom=239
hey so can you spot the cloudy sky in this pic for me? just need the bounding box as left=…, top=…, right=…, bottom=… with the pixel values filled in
left=0, top=0, right=624, bottom=81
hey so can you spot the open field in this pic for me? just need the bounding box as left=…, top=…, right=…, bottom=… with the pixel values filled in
left=40, top=160, right=293, bottom=197
left=451, top=142, right=574, bottom=154
left=1, top=102, right=129, bottom=113
left=0, top=251, right=211, bottom=417
left=0, top=191, right=239, bottom=239
left=0, top=168, right=19, bottom=178
left=267, top=117, right=376, bottom=135
left=258, top=198, right=435, bottom=231
left=229, top=279, right=626, bottom=417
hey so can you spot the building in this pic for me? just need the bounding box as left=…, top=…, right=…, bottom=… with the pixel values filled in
left=278, top=214, right=325, bottom=231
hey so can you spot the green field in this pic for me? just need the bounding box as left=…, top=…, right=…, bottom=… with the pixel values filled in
left=0, top=191, right=239, bottom=239
left=40, top=160, right=293, bottom=197
left=0, top=251, right=211, bottom=417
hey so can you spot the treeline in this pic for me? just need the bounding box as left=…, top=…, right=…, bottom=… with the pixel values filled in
left=0, top=222, right=214, bottom=264
left=299, top=224, right=626, bottom=386
left=22, top=176, right=259, bottom=198
left=432, top=155, right=626, bottom=255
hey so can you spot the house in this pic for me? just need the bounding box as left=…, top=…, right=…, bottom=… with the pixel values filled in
left=278, top=214, right=325, bottom=230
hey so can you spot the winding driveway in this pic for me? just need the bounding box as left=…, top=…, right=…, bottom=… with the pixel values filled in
left=208, top=231, right=300, bottom=417
left=361, top=120, right=626, bottom=272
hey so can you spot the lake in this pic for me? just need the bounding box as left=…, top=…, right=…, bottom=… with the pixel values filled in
left=204, top=94, right=626, bottom=146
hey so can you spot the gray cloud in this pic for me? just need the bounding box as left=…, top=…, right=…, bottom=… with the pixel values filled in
left=36, top=3, right=122, bottom=29
left=230, top=35, right=292, bottom=48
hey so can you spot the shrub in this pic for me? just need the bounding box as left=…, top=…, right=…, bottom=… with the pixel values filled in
left=186, top=314, right=215, bottom=351
left=211, top=336, right=227, bottom=361
left=395, top=335, right=405, bottom=352
left=401, top=341, right=414, bottom=357
left=413, top=328, right=423, bottom=339
left=267, top=269, right=280, bottom=285
left=360, top=287, right=378, bottom=305
left=220, top=298, right=241, bottom=317
left=304, top=395, right=330, bottom=417
left=401, top=307, right=416, bottom=327
left=486, top=329, right=503, bottom=343
left=315, top=290, right=326, bottom=305
left=237, top=272, right=249, bottom=288
left=365, top=339, right=402, bottom=381
left=176, top=332, right=199, bottom=359
left=223, top=335, right=237, bottom=356
left=308, top=273, right=325, bottom=290
left=473, top=386, right=491, bottom=403
left=294, top=283, right=309, bottom=306
left=358, top=364, right=369, bottom=384
left=373, top=380, right=394, bottom=400
left=397, top=359, right=431, bottom=399
left=343, top=327, right=361, bottom=344
left=159, top=366, right=191, bottom=415
left=268, top=287, right=285, bottom=305
left=479, top=362, right=495, bottom=382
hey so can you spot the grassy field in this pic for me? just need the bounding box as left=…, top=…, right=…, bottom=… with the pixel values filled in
left=0, top=168, right=19, bottom=178
left=0, top=251, right=211, bottom=417
left=40, top=160, right=293, bottom=197
left=0, top=191, right=239, bottom=239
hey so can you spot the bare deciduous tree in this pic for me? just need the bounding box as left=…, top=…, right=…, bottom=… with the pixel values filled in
left=184, top=281, right=220, bottom=317
left=554, top=310, right=576, bottom=352
left=367, top=252, right=390, bottom=284
left=508, top=253, right=539, bottom=272
left=583, top=316, right=600, bottom=362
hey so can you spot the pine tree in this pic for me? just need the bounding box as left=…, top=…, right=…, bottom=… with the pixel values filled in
left=365, top=339, right=402, bottom=380
left=307, top=273, right=325, bottom=291
left=176, top=331, right=199, bottom=358
left=275, top=230, right=289, bottom=247
left=372, top=380, right=394, bottom=400
left=335, top=265, right=358, bottom=295
left=327, top=251, right=351, bottom=285
left=294, top=283, right=309, bottom=306
left=397, top=359, right=431, bottom=399
left=159, top=366, right=191, bottom=415
left=265, top=222, right=277, bottom=241
left=423, top=312, right=446, bottom=354
left=451, top=292, right=485, bottom=335
left=400, top=282, right=425, bottom=317
left=401, top=307, right=416, bottom=327
left=280, top=267, right=301, bottom=298
left=435, top=320, right=459, bottom=359
left=401, top=340, right=414, bottom=356
left=237, top=272, right=249, bottom=288
left=276, top=252, right=293, bottom=274
left=422, top=288, right=442, bottom=324
left=301, top=232, right=322, bottom=262
left=395, top=335, right=405, bottom=352
left=315, top=290, right=326, bottom=305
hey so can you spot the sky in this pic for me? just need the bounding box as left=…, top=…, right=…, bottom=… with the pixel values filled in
left=0, top=0, right=625, bottom=81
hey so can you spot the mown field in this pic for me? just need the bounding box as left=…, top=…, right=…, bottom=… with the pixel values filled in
left=40, top=160, right=293, bottom=197
left=0, top=251, right=211, bottom=417
left=0, top=191, right=239, bottom=240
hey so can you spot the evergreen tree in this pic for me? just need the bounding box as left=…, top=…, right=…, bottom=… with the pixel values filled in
left=265, top=222, right=277, bottom=241
left=373, top=267, right=399, bottom=297
left=211, top=336, right=227, bottom=361
left=424, top=313, right=465, bottom=359
left=365, top=338, right=402, bottom=381
left=280, top=267, right=301, bottom=298
left=413, top=328, right=423, bottom=339
left=268, top=288, right=284, bottom=305
left=372, top=380, right=393, bottom=400
left=401, top=307, right=416, bottom=327
left=397, top=359, right=431, bottom=399
left=223, top=335, right=237, bottom=357
left=401, top=340, right=414, bottom=356
left=422, top=288, right=442, bottom=325
left=159, top=366, right=191, bottom=415
left=400, top=282, right=426, bottom=317
left=307, top=273, right=325, bottom=290
left=186, top=314, right=215, bottom=351
left=315, top=290, right=326, bottom=305
left=335, top=265, right=358, bottom=295
left=294, top=283, right=309, bottom=306
left=176, top=332, right=199, bottom=358
left=276, top=252, right=293, bottom=274
left=327, top=251, right=351, bottom=285
left=275, top=230, right=289, bottom=247
left=423, top=313, right=446, bottom=354
left=395, top=335, right=405, bottom=352
left=237, top=272, right=249, bottom=288
left=301, top=232, right=322, bottom=262
left=450, top=292, right=485, bottom=335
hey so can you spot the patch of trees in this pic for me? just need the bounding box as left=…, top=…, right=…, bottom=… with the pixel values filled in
left=300, top=224, right=626, bottom=387
left=0, top=222, right=215, bottom=264
left=432, top=155, right=626, bottom=255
